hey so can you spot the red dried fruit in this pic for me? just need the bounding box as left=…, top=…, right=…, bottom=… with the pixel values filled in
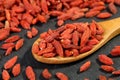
left=15, top=39, right=24, bottom=50
left=41, top=0, right=48, bottom=14
left=90, top=1, right=105, bottom=8
left=2, top=70, right=10, bottom=80
left=72, top=49, right=79, bottom=57
left=43, top=53, right=56, bottom=58
left=32, top=44, right=39, bottom=54
left=20, top=20, right=30, bottom=30
left=42, top=68, right=52, bottom=79
left=114, top=0, right=120, bottom=5
left=85, top=11, right=100, bottom=18
left=98, top=54, right=114, bottom=65
left=112, top=70, right=120, bottom=75
left=80, top=61, right=91, bottom=72
left=56, top=72, right=69, bottom=80
left=61, top=28, right=73, bottom=39
left=52, top=40, right=64, bottom=57
left=4, top=0, right=16, bottom=8
left=71, top=12, right=84, bottom=20
left=57, top=20, right=64, bottom=26
left=10, top=27, right=21, bottom=32
left=39, top=40, right=46, bottom=50
left=72, top=31, right=79, bottom=46
left=99, top=75, right=107, bottom=80
left=87, top=38, right=99, bottom=46
left=4, top=56, right=18, bottom=69
left=23, top=0, right=34, bottom=14
left=65, top=50, right=73, bottom=57
left=89, top=20, right=97, bottom=36
left=37, top=14, right=46, bottom=23
left=1, top=43, right=15, bottom=50
left=31, top=27, right=38, bottom=37
left=5, top=35, right=20, bottom=43
left=101, top=65, right=115, bottom=72
left=70, top=0, right=83, bottom=6
left=90, top=6, right=106, bottom=11
left=5, top=46, right=13, bottom=56
left=0, top=28, right=10, bottom=41
left=27, top=31, right=32, bottom=39
left=108, top=3, right=117, bottom=14
left=25, top=66, right=36, bottom=80
left=22, top=13, right=33, bottom=24
left=110, top=46, right=120, bottom=56
left=80, top=46, right=93, bottom=53
left=97, top=12, right=112, bottom=18
left=80, top=27, right=90, bottom=48
left=95, top=35, right=103, bottom=41
left=93, top=20, right=104, bottom=35
left=38, top=46, right=54, bottom=56
left=12, top=63, right=21, bottom=76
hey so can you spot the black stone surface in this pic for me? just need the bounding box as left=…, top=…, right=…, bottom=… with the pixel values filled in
left=0, top=6, right=120, bottom=80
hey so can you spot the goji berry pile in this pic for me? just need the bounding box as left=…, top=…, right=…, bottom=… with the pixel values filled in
left=0, top=0, right=120, bottom=41
left=32, top=20, right=104, bottom=57
left=0, top=0, right=120, bottom=80
left=2, top=45, right=120, bottom=80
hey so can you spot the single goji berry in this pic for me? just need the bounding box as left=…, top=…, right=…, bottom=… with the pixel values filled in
left=56, top=72, right=69, bottom=80
left=12, top=63, right=21, bottom=76
left=25, top=66, right=36, bottom=80
left=98, top=54, right=114, bottom=65
left=4, top=56, right=18, bottom=69
left=80, top=61, right=91, bottom=72
left=2, top=70, right=10, bottom=80
left=42, top=68, right=52, bottom=79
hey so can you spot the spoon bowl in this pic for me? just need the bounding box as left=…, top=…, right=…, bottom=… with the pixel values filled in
left=32, top=17, right=120, bottom=64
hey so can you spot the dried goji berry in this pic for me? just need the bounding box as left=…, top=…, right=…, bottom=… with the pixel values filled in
left=98, top=54, right=114, bottom=65
left=5, top=46, right=13, bottom=56
left=56, top=72, right=69, bottom=80
left=4, top=35, right=20, bottom=43
left=112, top=70, right=120, bottom=75
left=110, top=46, right=120, bottom=56
left=72, top=31, right=79, bottom=46
left=43, top=53, right=56, bottom=58
left=31, top=27, right=38, bottom=37
left=1, top=43, right=15, bottom=50
left=99, top=75, right=107, bottom=80
left=25, top=66, right=35, bottom=80
left=12, top=63, right=21, bottom=76
left=27, top=31, right=32, bottom=39
left=32, top=44, right=39, bottom=54
left=80, top=46, right=93, bottom=53
left=52, top=40, right=64, bottom=57
left=108, top=2, right=117, bottom=14
left=57, top=20, right=64, bottom=26
left=101, top=65, right=115, bottom=72
left=80, top=27, right=90, bottom=48
left=97, top=12, right=112, bottom=18
left=41, top=0, right=48, bottom=14
left=0, top=28, right=10, bottom=41
left=15, top=38, right=24, bottom=50
left=2, top=70, right=10, bottom=80
left=4, top=56, right=18, bottom=69
left=42, top=68, right=52, bottom=79
left=80, top=61, right=91, bottom=72
left=85, top=11, right=100, bottom=18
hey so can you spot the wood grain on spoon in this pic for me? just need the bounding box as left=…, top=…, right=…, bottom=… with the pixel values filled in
left=32, top=17, right=120, bottom=64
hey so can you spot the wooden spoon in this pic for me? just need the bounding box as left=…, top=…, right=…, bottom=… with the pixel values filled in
left=32, top=17, right=120, bottom=64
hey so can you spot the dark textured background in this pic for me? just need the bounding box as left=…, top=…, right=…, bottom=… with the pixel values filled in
left=0, top=6, right=120, bottom=80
